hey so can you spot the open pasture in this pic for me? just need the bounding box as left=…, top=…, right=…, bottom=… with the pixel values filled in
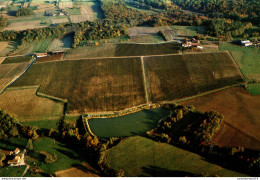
left=0, top=42, right=9, bottom=55
left=219, top=42, right=260, bottom=81
left=0, top=87, right=64, bottom=121
left=127, top=26, right=172, bottom=37
left=115, top=42, right=180, bottom=56
left=3, top=20, right=44, bottom=31
left=64, top=44, right=117, bottom=59
left=11, top=58, right=146, bottom=113
left=106, top=136, right=247, bottom=177
left=88, top=108, right=170, bottom=138
left=48, top=35, right=73, bottom=51
left=2, top=55, right=32, bottom=64
left=51, top=17, right=69, bottom=24
left=144, top=52, right=245, bottom=102
left=0, top=62, right=29, bottom=93
left=69, top=15, right=93, bottom=23
left=246, top=84, right=260, bottom=95
left=180, top=87, right=260, bottom=145
left=0, top=41, right=17, bottom=56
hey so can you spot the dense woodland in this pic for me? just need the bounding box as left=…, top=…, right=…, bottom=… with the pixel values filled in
left=170, top=0, right=260, bottom=26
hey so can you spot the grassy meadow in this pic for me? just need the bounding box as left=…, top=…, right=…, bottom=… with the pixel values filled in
left=32, top=137, right=84, bottom=175
left=88, top=108, right=170, bottom=138
left=106, top=136, right=248, bottom=177
left=11, top=58, right=146, bottom=113
left=144, top=52, right=245, bottom=102
left=2, top=55, right=32, bottom=64
left=246, top=84, right=260, bottom=95
left=219, top=42, right=260, bottom=81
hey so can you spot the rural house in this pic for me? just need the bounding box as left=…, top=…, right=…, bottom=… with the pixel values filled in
left=182, top=38, right=200, bottom=47
left=35, top=53, right=48, bottom=58
left=241, top=40, right=253, bottom=46
left=3, top=148, right=26, bottom=167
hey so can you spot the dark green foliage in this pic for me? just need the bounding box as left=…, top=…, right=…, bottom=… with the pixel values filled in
left=0, top=25, right=66, bottom=46
left=170, top=0, right=260, bottom=25
left=26, top=139, right=34, bottom=150
left=0, top=109, right=39, bottom=140
left=44, top=153, right=58, bottom=163
left=16, top=7, right=34, bottom=16
left=148, top=105, right=223, bottom=146
left=0, top=15, right=7, bottom=27
left=207, top=19, right=252, bottom=37
left=0, top=150, right=6, bottom=167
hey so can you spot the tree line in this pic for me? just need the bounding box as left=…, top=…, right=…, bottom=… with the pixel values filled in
left=170, top=0, right=260, bottom=26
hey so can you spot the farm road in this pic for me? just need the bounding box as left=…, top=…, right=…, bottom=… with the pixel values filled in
left=141, top=56, right=151, bottom=105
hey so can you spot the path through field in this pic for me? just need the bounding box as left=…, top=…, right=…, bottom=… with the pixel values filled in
left=140, top=56, right=150, bottom=104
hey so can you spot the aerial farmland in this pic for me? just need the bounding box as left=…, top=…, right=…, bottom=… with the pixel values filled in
left=0, top=0, right=259, bottom=178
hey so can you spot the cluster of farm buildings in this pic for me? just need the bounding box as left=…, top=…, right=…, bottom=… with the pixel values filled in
left=2, top=148, right=26, bottom=167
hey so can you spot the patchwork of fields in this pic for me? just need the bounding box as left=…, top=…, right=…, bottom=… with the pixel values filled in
left=88, top=108, right=170, bottom=138
left=180, top=87, right=260, bottom=149
left=11, top=58, right=146, bottom=113
left=106, top=136, right=247, bottom=177
left=10, top=51, right=245, bottom=114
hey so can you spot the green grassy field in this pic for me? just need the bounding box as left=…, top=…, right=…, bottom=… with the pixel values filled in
left=0, top=166, right=27, bottom=177
left=219, top=42, right=260, bottom=81
left=2, top=55, right=32, bottom=64
left=23, top=119, right=60, bottom=131
left=32, top=39, right=53, bottom=53
left=144, top=52, right=245, bottom=102
left=33, top=137, right=83, bottom=174
left=246, top=84, right=260, bottom=95
left=88, top=108, right=170, bottom=138
left=106, top=136, right=248, bottom=177
left=11, top=58, right=146, bottom=113
left=0, top=137, right=28, bottom=150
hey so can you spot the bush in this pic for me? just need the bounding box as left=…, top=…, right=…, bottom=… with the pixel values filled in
left=45, top=153, right=58, bottom=163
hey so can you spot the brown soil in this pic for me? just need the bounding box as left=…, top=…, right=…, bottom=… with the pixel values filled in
left=180, top=87, right=260, bottom=150
left=55, top=163, right=100, bottom=177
